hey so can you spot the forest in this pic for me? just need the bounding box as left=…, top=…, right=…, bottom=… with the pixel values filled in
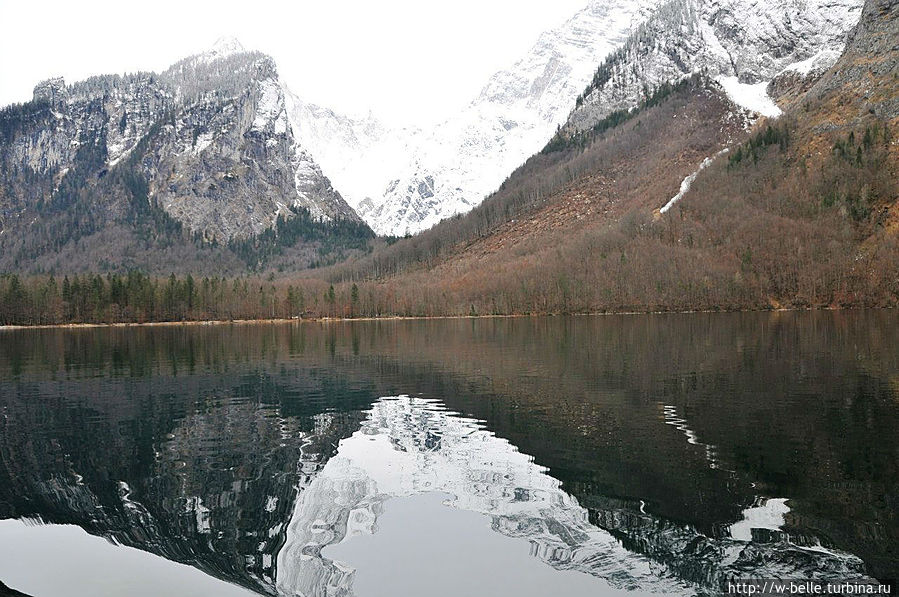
left=0, top=272, right=352, bottom=325
left=1, top=68, right=896, bottom=326
left=1, top=110, right=894, bottom=327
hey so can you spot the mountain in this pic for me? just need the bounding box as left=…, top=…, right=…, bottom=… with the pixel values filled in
left=0, top=38, right=370, bottom=274
left=283, top=91, right=415, bottom=221
left=325, top=0, right=897, bottom=315
left=367, top=0, right=665, bottom=236
left=565, top=0, right=864, bottom=132
left=293, top=0, right=864, bottom=237
left=290, top=0, right=660, bottom=236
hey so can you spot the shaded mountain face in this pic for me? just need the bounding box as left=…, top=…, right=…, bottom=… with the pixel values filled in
left=0, top=39, right=366, bottom=273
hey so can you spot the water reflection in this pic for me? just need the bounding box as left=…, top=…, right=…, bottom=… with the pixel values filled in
left=277, top=396, right=689, bottom=596
left=0, top=312, right=896, bottom=596
left=0, top=518, right=256, bottom=597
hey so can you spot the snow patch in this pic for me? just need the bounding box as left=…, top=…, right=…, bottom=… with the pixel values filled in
left=716, top=76, right=783, bottom=118
left=780, top=45, right=844, bottom=77
left=253, top=79, right=283, bottom=132
left=108, top=145, right=134, bottom=168
left=660, top=148, right=729, bottom=214
left=730, top=498, right=790, bottom=542
left=192, top=131, right=214, bottom=155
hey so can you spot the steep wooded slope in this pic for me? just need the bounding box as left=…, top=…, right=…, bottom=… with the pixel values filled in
left=324, top=0, right=897, bottom=315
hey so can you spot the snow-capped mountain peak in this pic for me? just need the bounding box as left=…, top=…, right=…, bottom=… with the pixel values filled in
left=289, top=0, right=661, bottom=236
left=204, top=36, right=246, bottom=61
left=288, top=0, right=864, bottom=237
left=566, top=0, right=864, bottom=132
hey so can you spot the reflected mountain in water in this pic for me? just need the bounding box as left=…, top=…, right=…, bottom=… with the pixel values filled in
left=277, top=396, right=872, bottom=597
left=0, top=395, right=356, bottom=594
left=0, top=313, right=896, bottom=596
left=277, top=396, right=688, bottom=595
left=0, top=340, right=373, bottom=594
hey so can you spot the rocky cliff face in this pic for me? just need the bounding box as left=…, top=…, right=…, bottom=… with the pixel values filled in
left=804, top=0, right=898, bottom=121
left=289, top=0, right=659, bottom=236
left=292, top=0, right=866, bottom=237
left=0, top=38, right=362, bottom=251
left=565, top=0, right=864, bottom=133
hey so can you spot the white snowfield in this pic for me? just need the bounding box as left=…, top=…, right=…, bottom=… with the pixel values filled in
left=281, top=0, right=861, bottom=237
left=286, top=0, right=661, bottom=236
left=716, top=77, right=783, bottom=119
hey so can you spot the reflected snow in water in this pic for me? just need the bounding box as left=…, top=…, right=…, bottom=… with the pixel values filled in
left=0, top=312, right=896, bottom=596
left=0, top=519, right=256, bottom=597
left=277, top=396, right=687, bottom=596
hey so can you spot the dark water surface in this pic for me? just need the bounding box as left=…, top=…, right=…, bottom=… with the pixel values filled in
left=0, top=312, right=896, bottom=596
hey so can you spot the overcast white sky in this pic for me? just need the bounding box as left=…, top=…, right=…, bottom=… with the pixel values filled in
left=0, top=0, right=588, bottom=127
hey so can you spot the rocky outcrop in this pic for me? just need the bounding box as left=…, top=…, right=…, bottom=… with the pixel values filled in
left=805, top=0, right=899, bottom=120
left=565, top=0, right=864, bottom=133
left=0, top=38, right=363, bottom=247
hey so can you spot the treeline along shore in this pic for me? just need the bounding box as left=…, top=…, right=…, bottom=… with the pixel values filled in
left=0, top=265, right=896, bottom=328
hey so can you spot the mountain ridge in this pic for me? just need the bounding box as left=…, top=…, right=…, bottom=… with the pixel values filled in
left=291, top=0, right=865, bottom=237
left=316, top=0, right=896, bottom=316
left=565, top=0, right=863, bottom=134
left=291, top=0, right=661, bottom=236
left=0, top=41, right=371, bottom=273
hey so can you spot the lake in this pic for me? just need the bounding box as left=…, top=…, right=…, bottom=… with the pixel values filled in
left=0, top=312, right=896, bottom=596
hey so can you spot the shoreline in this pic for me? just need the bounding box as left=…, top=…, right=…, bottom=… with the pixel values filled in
left=0, top=305, right=876, bottom=331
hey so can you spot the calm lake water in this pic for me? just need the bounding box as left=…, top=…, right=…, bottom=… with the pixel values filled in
left=0, top=313, right=896, bottom=596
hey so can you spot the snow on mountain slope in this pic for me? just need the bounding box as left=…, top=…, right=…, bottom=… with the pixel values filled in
left=283, top=90, right=416, bottom=217
left=292, top=0, right=861, bottom=237
left=375, top=0, right=663, bottom=237
left=566, top=0, right=864, bottom=133
left=288, top=0, right=660, bottom=236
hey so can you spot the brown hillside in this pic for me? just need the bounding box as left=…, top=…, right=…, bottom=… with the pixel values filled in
left=315, top=0, right=897, bottom=317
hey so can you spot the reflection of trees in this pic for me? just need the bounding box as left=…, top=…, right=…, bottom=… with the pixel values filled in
left=0, top=311, right=896, bottom=587
left=0, top=346, right=372, bottom=594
